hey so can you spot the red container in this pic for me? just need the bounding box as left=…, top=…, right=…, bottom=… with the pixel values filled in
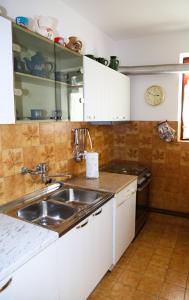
left=54, top=37, right=64, bottom=45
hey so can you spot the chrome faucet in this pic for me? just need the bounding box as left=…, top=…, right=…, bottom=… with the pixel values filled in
left=21, top=163, right=72, bottom=184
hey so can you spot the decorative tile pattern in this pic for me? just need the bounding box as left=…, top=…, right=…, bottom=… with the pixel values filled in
left=1, top=120, right=188, bottom=214
left=88, top=213, right=189, bottom=300
left=0, top=122, right=113, bottom=205
left=113, top=121, right=189, bottom=213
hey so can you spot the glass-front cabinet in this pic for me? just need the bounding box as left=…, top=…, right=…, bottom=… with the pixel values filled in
left=12, top=22, right=83, bottom=122
left=54, top=43, right=83, bottom=121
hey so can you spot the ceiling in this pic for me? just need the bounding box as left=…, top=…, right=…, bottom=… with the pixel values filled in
left=62, top=0, right=189, bottom=40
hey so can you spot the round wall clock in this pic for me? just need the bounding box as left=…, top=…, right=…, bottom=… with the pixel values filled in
left=144, top=85, right=165, bottom=106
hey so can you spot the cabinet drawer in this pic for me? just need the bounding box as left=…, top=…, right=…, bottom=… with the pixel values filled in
left=115, top=180, right=137, bottom=205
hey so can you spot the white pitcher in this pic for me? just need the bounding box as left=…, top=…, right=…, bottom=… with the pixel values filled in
left=34, top=16, right=55, bottom=40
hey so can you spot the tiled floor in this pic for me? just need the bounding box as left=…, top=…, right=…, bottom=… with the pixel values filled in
left=88, top=213, right=189, bottom=300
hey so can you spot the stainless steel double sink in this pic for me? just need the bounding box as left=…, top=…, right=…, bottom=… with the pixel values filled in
left=8, top=186, right=104, bottom=228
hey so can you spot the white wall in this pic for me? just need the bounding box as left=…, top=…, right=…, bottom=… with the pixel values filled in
left=0, top=0, right=115, bottom=58
left=117, top=31, right=189, bottom=121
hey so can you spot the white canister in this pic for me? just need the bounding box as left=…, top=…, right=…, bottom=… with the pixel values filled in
left=86, top=152, right=99, bottom=179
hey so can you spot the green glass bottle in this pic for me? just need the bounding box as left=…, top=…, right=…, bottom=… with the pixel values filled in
left=108, top=56, right=119, bottom=70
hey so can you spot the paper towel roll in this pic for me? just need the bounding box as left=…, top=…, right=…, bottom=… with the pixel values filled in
left=86, top=152, right=99, bottom=179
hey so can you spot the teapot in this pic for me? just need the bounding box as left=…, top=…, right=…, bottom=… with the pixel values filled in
left=65, top=36, right=82, bottom=52
left=34, top=16, right=55, bottom=40
left=24, top=52, right=54, bottom=77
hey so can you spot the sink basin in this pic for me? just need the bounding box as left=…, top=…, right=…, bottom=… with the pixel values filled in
left=17, top=200, right=77, bottom=226
left=51, top=188, right=103, bottom=205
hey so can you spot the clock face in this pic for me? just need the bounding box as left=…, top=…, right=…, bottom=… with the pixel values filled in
left=144, top=85, right=165, bottom=106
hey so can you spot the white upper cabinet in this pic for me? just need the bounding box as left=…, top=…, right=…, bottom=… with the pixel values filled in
left=0, top=16, right=130, bottom=124
left=0, top=17, right=15, bottom=124
left=83, top=56, right=130, bottom=122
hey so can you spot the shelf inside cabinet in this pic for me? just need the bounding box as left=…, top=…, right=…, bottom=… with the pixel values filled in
left=14, top=72, right=83, bottom=87
left=15, top=71, right=55, bottom=84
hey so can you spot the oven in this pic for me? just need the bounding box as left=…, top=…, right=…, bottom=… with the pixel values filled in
left=135, top=176, right=151, bottom=235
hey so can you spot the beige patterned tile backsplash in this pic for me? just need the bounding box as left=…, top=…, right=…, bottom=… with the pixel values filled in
left=0, top=122, right=113, bottom=205
left=1, top=120, right=189, bottom=215
left=113, top=121, right=189, bottom=214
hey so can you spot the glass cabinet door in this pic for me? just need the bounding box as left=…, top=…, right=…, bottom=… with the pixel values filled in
left=54, top=43, right=83, bottom=121
left=13, top=24, right=56, bottom=121
left=12, top=23, right=83, bottom=122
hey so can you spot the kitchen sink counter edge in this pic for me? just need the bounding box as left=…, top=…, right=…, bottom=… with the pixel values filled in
left=0, top=213, right=58, bottom=283
left=0, top=172, right=135, bottom=283
left=0, top=183, right=113, bottom=283
left=66, top=171, right=137, bottom=194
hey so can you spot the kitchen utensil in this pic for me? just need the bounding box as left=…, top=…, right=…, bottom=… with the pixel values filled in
left=65, top=36, right=82, bottom=52
left=13, top=43, right=21, bottom=53
left=31, top=109, right=45, bottom=120
left=14, top=57, right=27, bottom=73
left=34, top=16, right=56, bottom=40
left=14, top=88, right=23, bottom=96
left=71, top=76, right=77, bottom=85
left=51, top=110, right=62, bottom=120
left=54, top=36, right=65, bottom=45
left=73, top=128, right=93, bottom=162
left=55, top=71, right=68, bottom=82
left=16, top=16, right=29, bottom=28
left=96, top=57, right=109, bottom=65
left=109, top=56, right=119, bottom=70
left=24, top=52, right=54, bottom=77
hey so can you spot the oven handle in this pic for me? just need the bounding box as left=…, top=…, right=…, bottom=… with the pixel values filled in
left=137, top=178, right=151, bottom=192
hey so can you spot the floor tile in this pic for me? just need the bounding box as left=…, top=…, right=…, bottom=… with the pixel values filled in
left=185, top=290, right=189, bottom=300
left=187, top=277, right=189, bottom=289
left=154, top=246, right=173, bottom=258
left=137, top=275, right=162, bottom=296
left=149, top=253, right=171, bottom=269
left=110, top=282, right=135, bottom=299
left=131, top=290, right=157, bottom=300
left=159, top=282, right=185, bottom=300
left=88, top=214, right=189, bottom=300
left=118, top=269, right=142, bottom=288
left=164, top=268, right=188, bottom=288
left=144, top=263, right=168, bottom=279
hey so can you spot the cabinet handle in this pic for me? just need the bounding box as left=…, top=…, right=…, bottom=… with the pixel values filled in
left=93, top=209, right=102, bottom=217
left=79, top=98, right=84, bottom=103
left=0, top=278, right=12, bottom=293
left=76, top=220, right=88, bottom=229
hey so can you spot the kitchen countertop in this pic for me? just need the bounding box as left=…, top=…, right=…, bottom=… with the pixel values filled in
left=0, top=173, right=136, bottom=282
left=0, top=213, right=58, bottom=282
left=66, top=171, right=137, bottom=194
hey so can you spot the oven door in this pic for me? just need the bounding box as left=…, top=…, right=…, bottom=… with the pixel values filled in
left=135, top=178, right=151, bottom=235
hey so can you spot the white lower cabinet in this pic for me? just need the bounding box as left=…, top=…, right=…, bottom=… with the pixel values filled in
left=0, top=242, right=58, bottom=300
left=89, top=199, right=113, bottom=291
left=0, top=277, right=12, bottom=300
left=113, top=180, right=137, bottom=265
left=57, top=199, right=113, bottom=300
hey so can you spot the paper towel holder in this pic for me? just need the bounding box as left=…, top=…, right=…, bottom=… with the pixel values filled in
left=73, top=128, right=93, bottom=162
